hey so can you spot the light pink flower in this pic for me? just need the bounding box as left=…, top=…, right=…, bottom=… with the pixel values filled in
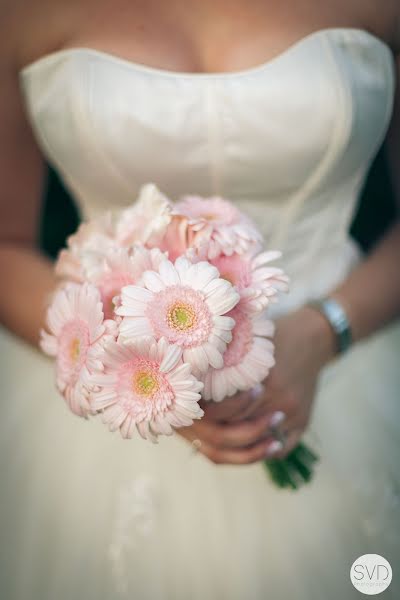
left=116, top=257, right=240, bottom=374
left=55, top=212, right=116, bottom=283
left=209, top=250, right=289, bottom=314
left=90, top=337, right=204, bottom=441
left=115, top=183, right=172, bottom=247
left=84, top=246, right=167, bottom=319
left=175, top=195, right=263, bottom=259
left=158, top=214, right=211, bottom=262
left=40, top=283, right=116, bottom=417
left=201, top=307, right=275, bottom=402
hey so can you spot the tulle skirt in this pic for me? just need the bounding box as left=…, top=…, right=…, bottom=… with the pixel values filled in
left=1, top=320, right=400, bottom=600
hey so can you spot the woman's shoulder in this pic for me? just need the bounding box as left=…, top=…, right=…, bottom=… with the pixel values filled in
left=1, top=0, right=79, bottom=73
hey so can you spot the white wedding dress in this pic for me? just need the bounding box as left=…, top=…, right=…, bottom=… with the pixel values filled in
left=1, top=27, right=400, bottom=600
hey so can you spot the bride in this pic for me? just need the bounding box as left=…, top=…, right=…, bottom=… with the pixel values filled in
left=1, top=1, right=400, bottom=598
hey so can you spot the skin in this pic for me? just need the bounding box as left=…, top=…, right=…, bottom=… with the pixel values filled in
left=0, top=0, right=399, bottom=464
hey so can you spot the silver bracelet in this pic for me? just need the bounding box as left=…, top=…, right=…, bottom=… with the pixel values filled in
left=308, top=297, right=353, bottom=354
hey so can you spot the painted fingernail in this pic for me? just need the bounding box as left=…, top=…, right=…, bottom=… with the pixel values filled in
left=250, top=383, right=264, bottom=399
left=265, top=440, right=283, bottom=457
left=269, top=411, right=286, bottom=427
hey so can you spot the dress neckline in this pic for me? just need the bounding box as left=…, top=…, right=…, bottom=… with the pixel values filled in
left=20, top=27, right=393, bottom=80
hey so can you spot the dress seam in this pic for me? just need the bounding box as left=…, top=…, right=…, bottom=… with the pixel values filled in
left=87, top=62, right=138, bottom=197
left=204, top=80, right=224, bottom=195
left=268, top=35, right=354, bottom=249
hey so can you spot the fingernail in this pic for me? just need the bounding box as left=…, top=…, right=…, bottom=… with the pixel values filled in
left=265, top=440, right=283, bottom=457
left=269, top=411, right=286, bottom=427
left=250, top=383, right=264, bottom=399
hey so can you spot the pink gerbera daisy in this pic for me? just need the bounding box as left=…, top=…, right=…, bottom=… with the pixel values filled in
left=116, top=257, right=240, bottom=374
left=40, top=283, right=116, bottom=417
left=55, top=213, right=116, bottom=283
left=175, top=195, right=263, bottom=259
left=84, top=246, right=167, bottom=319
left=158, top=213, right=211, bottom=262
left=209, top=250, right=289, bottom=314
left=90, top=337, right=204, bottom=441
left=115, top=183, right=172, bottom=247
left=201, top=306, right=275, bottom=402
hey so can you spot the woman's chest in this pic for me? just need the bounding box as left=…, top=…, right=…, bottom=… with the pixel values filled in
left=23, top=0, right=383, bottom=75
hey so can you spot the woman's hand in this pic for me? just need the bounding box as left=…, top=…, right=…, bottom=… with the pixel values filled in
left=177, top=403, right=276, bottom=465
left=177, top=305, right=336, bottom=464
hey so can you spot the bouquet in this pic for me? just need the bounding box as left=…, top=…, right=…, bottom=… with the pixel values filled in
left=41, top=183, right=318, bottom=489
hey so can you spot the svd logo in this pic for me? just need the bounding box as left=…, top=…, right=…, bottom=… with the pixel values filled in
left=350, top=554, right=392, bottom=595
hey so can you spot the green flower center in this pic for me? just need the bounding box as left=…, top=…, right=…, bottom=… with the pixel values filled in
left=167, top=302, right=196, bottom=331
left=133, top=371, right=159, bottom=396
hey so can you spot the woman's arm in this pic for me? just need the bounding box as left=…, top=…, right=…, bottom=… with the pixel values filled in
left=328, top=54, right=400, bottom=346
left=0, top=37, right=57, bottom=347
left=181, top=50, right=400, bottom=465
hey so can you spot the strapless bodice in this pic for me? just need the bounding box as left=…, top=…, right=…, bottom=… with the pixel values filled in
left=19, top=28, right=396, bottom=316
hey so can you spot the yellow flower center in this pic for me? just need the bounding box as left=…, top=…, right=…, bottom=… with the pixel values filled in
left=70, top=338, right=81, bottom=362
left=167, top=302, right=197, bottom=331
left=133, top=371, right=159, bottom=396
left=203, top=213, right=217, bottom=221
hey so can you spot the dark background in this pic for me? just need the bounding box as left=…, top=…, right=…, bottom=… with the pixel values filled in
left=38, top=143, right=397, bottom=259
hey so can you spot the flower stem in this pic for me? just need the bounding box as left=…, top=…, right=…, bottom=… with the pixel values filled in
left=263, top=442, right=319, bottom=490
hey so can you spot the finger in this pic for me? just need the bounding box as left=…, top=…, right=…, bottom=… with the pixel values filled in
left=206, top=383, right=274, bottom=425
left=180, top=411, right=278, bottom=449
left=246, top=397, right=277, bottom=420
left=265, top=428, right=304, bottom=460
left=200, top=393, right=254, bottom=422
left=198, top=435, right=275, bottom=465
left=227, top=385, right=272, bottom=422
left=176, top=425, right=203, bottom=448
left=269, top=410, right=308, bottom=438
